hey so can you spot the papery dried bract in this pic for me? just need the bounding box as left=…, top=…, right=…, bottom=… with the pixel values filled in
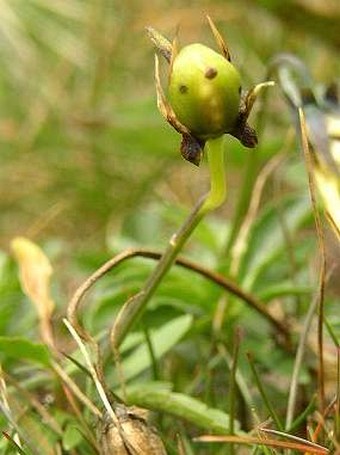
left=11, top=237, right=55, bottom=346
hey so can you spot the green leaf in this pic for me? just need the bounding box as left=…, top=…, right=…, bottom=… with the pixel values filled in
left=116, top=314, right=193, bottom=384
left=0, top=337, right=51, bottom=366
left=257, top=282, right=311, bottom=302
left=238, top=194, right=311, bottom=290
left=125, top=382, right=239, bottom=434
left=1, top=397, right=57, bottom=455
left=62, top=423, right=83, bottom=451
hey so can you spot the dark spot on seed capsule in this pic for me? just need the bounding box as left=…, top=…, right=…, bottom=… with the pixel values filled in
left=205, top=67, right=218, bottom=79
left=238, top=86, right=242, bottom=94
left=179, top=84, right=188, bottom=94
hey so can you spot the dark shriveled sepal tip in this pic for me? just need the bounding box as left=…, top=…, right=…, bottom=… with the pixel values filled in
left=230, top=113, right=258, bottom=148
left=238, top=124, right=258, bottom=148
left=180, top=134, right=205, bottom=166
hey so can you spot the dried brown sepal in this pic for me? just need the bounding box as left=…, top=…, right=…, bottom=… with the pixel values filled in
left=180, top=133, right=205, bottom=166
left=155, top=49, right=206, bottom=165
left=206, top=15, right=231, bottom=61
left=229, top=81, right=274, bottom=147
left=243, top=81, right=275, bottom=121
left=231, top=118, right=258, bottom=148
left=154, top=55, right=190, bottom=136
left=146, top=27, right=172, bottom=63
left=169, top=35, right=179, bottom=80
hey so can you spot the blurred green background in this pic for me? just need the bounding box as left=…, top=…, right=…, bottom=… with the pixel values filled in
left=1, top=3, right=340, bottom=452
left=0, top=0, right=339, bottom=256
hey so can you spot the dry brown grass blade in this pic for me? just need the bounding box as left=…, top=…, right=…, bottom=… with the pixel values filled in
left=176, top=434, right=188, bottom=455
left=336, top=347, right=340, bottom=446
left=299, top=108, right=327, bottom=412
left=311, top=400, right=338, bottom=447
left=4, top=372, right=63, bottom=437
left=61, top=383, right=100, bottom=453
left=325, top=209, right=340, bottom=241
left=194, top=434, right=329, bottom=454
left=0, top=365, right=23, bottom=449
left=63, top=318, right=118, bottom=426
left=51, top=360, right=102, bottom=418
left=11, top=237, right=55, bottom=349
left=63, top=320, right=167, bottom=454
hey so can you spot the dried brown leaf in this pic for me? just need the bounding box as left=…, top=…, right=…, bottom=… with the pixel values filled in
left=11, top=237, right=55, bottom=346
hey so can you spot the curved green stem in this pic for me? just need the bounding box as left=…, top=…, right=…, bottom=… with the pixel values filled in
left=200, top=136, right=227, bottom=214
left=110, top=136, right=226, bottom=349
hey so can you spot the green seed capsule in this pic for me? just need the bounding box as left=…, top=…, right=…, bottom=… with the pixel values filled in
left=168, top=43, right=241, bottom=139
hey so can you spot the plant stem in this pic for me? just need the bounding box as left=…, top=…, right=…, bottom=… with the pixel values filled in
left=110, top=136, right=226, bottom=349
left=228, top=329, right=241, bottom=455
left=298, top=108, right=326, bottom=413
left=247, top=352, right=283, bottom=431
left=285, top=292, right=319, bottom=430
left=200, top=137, right=227, bottom=214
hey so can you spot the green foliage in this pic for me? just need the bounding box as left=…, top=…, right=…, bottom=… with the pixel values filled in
left=0, top=337, right=51, bottom=367
left=116, top=315, right=193, bottom=384
left=237, top=193, right=312, bottom=290
left=62, top=423, right=84, bottom=451
left=125, top=382, right=240, bottom=435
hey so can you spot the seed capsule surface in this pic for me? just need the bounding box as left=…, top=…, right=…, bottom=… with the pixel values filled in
left=168, top=43, right=241, bottom=139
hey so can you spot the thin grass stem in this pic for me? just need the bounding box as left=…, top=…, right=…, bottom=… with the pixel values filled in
left=228, top=329, right=241, bottom=455
left=298, top=108, right=327, bottom=412
left=247, top=352, right=283, bottom=431
left=285, top=293, right=319, bottom=429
